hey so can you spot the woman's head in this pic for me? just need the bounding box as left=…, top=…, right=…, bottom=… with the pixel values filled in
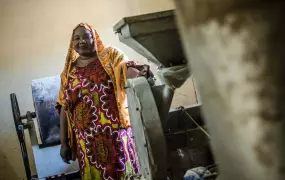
left=73, top=25, right=96, bottom=57
left=60, top=23, right=105, bottom=87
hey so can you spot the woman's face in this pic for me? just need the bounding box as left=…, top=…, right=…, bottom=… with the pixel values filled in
left=73, top=27, right=96, bottom=56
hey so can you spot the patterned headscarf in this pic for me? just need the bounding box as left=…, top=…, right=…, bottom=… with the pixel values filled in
left=60, top=23, right=104, bottom=88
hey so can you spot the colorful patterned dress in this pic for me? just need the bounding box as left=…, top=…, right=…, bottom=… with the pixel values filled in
left=64, top=60, right=139, bottom=180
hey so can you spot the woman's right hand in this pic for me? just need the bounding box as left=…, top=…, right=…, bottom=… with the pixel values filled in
left=60, top=144, right=72, bottom=164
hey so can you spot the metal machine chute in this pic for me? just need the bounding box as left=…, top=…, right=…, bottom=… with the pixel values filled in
left=114, top=10, right=216, bottom=180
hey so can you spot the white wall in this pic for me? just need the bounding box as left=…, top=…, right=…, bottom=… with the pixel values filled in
left=0, top=0, right=197, bottom=179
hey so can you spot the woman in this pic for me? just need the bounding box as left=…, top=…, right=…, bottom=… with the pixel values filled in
left=56, top=23, right=148, bottom=180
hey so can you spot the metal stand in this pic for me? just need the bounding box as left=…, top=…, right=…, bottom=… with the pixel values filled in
left=10, top=93, right=80, bottom=180
left=10, top=93, right=37, bottom=180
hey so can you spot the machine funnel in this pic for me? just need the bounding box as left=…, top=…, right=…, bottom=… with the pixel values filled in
left=113, top=10, right=186, bottom=68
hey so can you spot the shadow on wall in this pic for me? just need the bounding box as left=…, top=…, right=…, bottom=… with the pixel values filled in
left=0, top=149, right=20, bottom=180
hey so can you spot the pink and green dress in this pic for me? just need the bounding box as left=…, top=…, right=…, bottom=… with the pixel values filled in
left=62, top=60, right=139, bottom=180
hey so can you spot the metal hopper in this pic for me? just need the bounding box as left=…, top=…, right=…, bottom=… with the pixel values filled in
left=113, top=10, right=186, bottom=68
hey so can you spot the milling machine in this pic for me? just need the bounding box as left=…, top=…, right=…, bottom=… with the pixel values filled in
left=114, top=10, right=215, bottom=180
